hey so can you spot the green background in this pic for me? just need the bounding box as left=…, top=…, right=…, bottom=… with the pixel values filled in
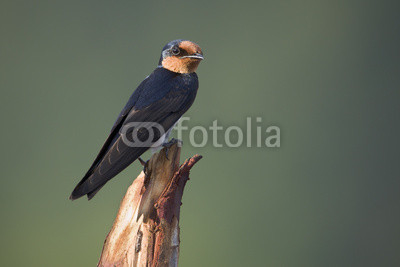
left=1, top=0, right=399, bottom=266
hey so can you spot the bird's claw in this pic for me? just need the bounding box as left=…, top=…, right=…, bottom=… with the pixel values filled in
left=138, top=157, right=150, bottom=177
left=162, top=138, right=182, bottom=160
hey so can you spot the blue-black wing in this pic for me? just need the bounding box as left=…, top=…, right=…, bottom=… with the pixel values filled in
left=70, top=68, right=198, bottom=200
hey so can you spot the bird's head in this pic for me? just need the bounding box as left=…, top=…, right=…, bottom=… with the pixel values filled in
left=159, top=39, right=204, bottom=74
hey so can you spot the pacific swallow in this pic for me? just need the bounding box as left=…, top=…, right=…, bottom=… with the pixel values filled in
left=70, top=39, right=203, bottom=200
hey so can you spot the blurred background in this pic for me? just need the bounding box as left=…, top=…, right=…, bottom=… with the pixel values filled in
left=1, top=0, right=399, bottom=266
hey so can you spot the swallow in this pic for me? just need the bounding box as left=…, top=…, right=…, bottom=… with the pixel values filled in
left=70, top=39, right=203, bottom=200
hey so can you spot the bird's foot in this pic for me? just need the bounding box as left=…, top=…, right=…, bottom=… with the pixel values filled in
left=138, top=157, right=150, bottom=177
left=162, top=138, right=182, bottom=159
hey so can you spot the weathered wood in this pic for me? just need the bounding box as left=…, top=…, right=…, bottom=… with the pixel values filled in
left=98, top=142, right=202, bottom=267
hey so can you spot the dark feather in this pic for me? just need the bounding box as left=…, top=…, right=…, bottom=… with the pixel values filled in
left=70, top=68, right=198, bottom=200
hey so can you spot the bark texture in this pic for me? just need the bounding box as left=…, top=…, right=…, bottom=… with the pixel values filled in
left=98, top=142, right=201, bottom=267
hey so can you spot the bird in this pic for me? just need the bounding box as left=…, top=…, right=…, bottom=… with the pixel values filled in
left=69, top=39, right=203, bottom=200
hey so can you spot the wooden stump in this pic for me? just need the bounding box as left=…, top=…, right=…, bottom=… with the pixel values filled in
left=98, top=142, right=202, bottom=267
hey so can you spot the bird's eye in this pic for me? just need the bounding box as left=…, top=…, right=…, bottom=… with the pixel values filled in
left=171, top=47, right=180, bottom=55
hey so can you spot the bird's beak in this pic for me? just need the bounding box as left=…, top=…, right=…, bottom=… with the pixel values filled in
left=180, top=53, right=204, bottom=60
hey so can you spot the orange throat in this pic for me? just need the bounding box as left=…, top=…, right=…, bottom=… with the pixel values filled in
left=162, top=57, right=201, bottom=74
